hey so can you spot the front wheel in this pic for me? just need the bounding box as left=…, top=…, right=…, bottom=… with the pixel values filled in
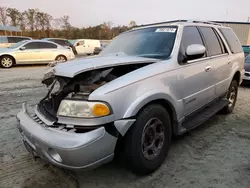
left=0, top=56, right=14, bottom=68
left=123, top=104, right=172, bottom=175
left=220, top=80, right=238, bottom=114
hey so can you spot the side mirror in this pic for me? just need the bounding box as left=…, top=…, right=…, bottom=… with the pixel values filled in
left=19, top=46, right=26, bottom=51
left=186, top=44, right=206, bottom=61
left=76, top=43, right=80, bottom=46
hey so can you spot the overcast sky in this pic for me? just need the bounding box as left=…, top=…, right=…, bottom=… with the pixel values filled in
left=1, top=0, right=250, bottom=27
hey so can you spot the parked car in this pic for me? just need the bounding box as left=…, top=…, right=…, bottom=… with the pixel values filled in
left=0, top=40, right=75, bottom=68
left=243, top=53, right=250, bottom=82
left=0, top=36, right=32, bottom=48
left=70, top=39, right=101, bottom=55
left=17, top=20, right=244, bottom=175
left=41, top=38, right=77, bottom=55
left=242, top=45, right=250, bottom=56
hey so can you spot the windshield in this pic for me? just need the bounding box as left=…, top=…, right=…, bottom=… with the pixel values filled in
left=246, top=54, right=250, bottom=63
left=69, top=40, right=77, bottom=45
left=100, top=26, right=178, bottom=59
left=8, top=40, right=28, bottom=49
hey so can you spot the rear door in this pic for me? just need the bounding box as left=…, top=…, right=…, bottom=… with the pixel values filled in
left=198, top=26, right=230, bottom=97
left=178, top=26, right=216, bottom=115
left=38, top=42, right=58, bottom=62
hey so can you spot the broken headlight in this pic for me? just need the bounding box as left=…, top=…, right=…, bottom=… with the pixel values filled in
left=57, top=100, right=112, bottom=118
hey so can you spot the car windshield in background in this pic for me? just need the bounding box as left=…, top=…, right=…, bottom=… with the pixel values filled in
left=69, top=40, right=77, bottom=45
left=100, top=26, right=178, bottom=59
left=8, top=40, right=28, bottom=49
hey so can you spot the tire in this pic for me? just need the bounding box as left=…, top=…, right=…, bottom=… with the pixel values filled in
left=123, top=104, right=172, bottom=175
left=55, top=55, right=67, bottom=63
left=0, top=56, right=14, bottom=68
left=220, top=80, right=238, bottom=114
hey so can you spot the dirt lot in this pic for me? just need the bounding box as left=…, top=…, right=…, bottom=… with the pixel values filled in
left=0, top=66, right=250, bottom=188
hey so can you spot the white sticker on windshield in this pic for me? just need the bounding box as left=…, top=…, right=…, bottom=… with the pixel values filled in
left=155, top=28, right=176, bottom=33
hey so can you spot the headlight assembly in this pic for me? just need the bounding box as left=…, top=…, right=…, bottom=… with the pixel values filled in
left=57, top=100, right=111, bottom=118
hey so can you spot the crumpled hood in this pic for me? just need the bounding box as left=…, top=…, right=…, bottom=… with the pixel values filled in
left=52, top=55, right=159, bottom=78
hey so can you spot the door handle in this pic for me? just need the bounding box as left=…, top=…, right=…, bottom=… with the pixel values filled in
left=205, top=66, right=212, bottom=72
left=228, top=60, right=232, bottom=64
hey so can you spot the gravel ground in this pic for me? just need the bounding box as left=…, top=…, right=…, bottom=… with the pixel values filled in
left=0, top=66, right=249, bottom=188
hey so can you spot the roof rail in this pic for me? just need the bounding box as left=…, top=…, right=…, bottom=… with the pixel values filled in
left=187, top=20, right=223, bottom=26
left=134, top=19, right=222, bottom=28
left=134, top=20, right=188, bottom=28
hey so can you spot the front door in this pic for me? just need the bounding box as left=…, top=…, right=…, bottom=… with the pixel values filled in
left=178, top=26, right=215, bottom=115
left=38, top=42, right=58, bottom=62
left=13, top=42, right=41, bottom=63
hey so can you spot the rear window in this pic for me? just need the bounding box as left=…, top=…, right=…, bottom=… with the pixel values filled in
left=219, top=28, right=243, bottom=53
left=39, top=42, right=57, bottom=49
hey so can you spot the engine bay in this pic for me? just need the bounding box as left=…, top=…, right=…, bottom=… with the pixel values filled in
left=38, top=63, right=152, bottom=120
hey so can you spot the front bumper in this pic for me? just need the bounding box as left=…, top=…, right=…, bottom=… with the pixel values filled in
left=243, top=71, right=250, bottom=81
left=16, top=103, right=118, bottom=170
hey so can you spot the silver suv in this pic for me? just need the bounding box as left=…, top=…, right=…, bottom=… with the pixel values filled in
left=17, top=20, right=245, bottom=175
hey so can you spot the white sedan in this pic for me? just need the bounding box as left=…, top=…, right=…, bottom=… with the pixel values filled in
left=0, top=40, right=75, bottom=68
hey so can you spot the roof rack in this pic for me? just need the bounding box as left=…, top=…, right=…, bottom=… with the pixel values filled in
left=187, top=20, right=222, bottom=26
left=134, top=19, right=222, bottom=28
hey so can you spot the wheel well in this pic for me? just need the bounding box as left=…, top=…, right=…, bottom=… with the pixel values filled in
left=114, top=99, right=177, bottom=159
left=56, top=55, right=67, bottom=60
left=233, top=71, right=240, bottom=85
left=0, top=55, right=16, bottom=64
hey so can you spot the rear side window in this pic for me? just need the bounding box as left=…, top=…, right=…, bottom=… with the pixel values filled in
left=199, top=27, right=223, bottom=56
left=0, top=36, right=8, bottom=43
left=7, top=37, right=30, bottom=43
left=39, top=42, right=57, bottom=49
left=7, top=37, right=19, bottom=43
left=219, top=28, right=243, bottom=53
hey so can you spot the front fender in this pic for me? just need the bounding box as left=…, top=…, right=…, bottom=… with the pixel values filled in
left=123, top=88, right=182, bottom=120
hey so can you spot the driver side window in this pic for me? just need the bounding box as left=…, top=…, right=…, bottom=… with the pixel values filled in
left=24, top=42, right=40, bottom=50
left=178, top=26, right=206, bottom=63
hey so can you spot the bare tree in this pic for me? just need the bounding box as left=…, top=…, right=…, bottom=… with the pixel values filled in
left=6, top=8, right=20, bottom=26
left=52, top=18, right=63, bottom=30
left=24, top=9, right=37, bottom=34
left=18, top=12, right=26, bottom=31
left=0, top=6, right=8, bottom=25
left=61, top=15, right=71, bottom=30
left=129, top=20, right=137, bottom=27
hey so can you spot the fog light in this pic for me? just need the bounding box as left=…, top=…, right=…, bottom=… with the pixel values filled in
left=48, top=148, right=62, bottom=163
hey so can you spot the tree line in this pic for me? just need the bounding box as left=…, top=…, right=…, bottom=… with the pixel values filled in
left=0, top=7, right=137, bottom=39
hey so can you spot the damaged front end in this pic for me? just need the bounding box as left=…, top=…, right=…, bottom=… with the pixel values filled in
left=39, top=63, right=150, bottom=123
left=16, top=59, right=154, bottom=170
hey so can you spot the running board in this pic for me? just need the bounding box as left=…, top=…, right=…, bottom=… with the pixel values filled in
left=182, top=99, right=228, bottom=131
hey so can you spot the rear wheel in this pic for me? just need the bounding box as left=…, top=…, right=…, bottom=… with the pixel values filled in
left=55, top=55, right=67, bottom=63
left=220, top=80, right=238, bottom=114
left=123, top=104, right=172, bottom=175
left=0, top=56, right=14, bottom=68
